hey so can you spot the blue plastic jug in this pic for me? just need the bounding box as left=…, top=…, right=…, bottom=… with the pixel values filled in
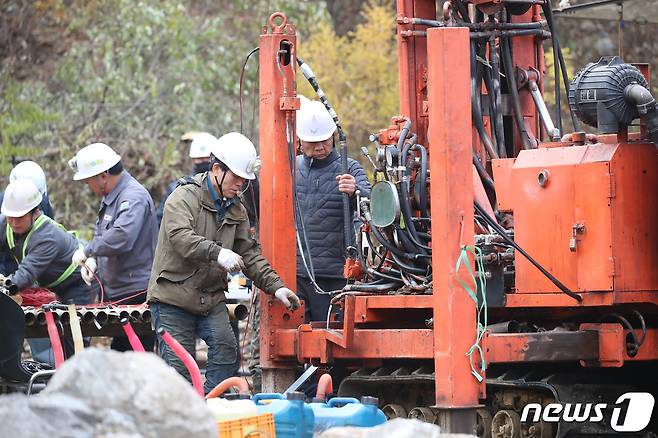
left=254, top=392, right=314, bottom=438
left=310, top=396, right=387, bottom=433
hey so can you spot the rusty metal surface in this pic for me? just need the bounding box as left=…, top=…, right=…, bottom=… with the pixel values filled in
left=275, top=328, right=434, bottom=363
left=484, top=331, right=599, bottom=364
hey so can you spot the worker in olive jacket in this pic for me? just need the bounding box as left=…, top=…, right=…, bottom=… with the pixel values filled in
left=147, top=131, right=300, bottom=394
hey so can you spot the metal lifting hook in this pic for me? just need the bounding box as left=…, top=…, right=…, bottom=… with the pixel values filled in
left=268, top=12, right=288, bottom=34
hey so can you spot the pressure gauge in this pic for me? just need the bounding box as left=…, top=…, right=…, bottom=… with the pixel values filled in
left=384, top=146, right=399, bottom=168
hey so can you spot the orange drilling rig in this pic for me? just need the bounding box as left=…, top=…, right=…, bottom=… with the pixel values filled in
left=257, top=1, right=658, bottom=436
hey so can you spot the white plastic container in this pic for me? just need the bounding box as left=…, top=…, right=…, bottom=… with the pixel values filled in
left=206, top=396, right=258, bottom=422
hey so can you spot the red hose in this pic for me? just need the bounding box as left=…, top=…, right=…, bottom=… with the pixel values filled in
left=316, top=373, right=334, bottom=400
left=206, top=376, right=251, bottom=399
left=120, top=318, right=145, bottom=352
left=157, top=327, right=204, bottom=396
left=44, top=310, right=65, bottom=368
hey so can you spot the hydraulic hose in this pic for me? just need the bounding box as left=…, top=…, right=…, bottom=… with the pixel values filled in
left=470, top=40, right=499, bottom=160
left=541, top=2, right=580, bottom=131
left=489, top=36, right=507, bottom=158
left=370, top=224, right=415, bottom=261
left=411, top=144, right=429, bottom=220
left=395, top=225, right=429, bottom=261
left=157, top=327, right=204, bottom=396
left=397, top=119, right=412, bottom=153
left=398, top=137, right=432, bottom=251
left=500, top=36, right=535, bottom=149
left=391, top=252, right=428, bottom=275
left=479, top=43, right=500, bottom=155
left=472, top=151, right=495, bottom=191
left=297, top=57, right=353, bottom=258
left=473, top=202, right=582, bottom=302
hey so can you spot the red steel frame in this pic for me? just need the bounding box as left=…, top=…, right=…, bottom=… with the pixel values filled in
left=258, top=14, right=303, bottom=376
left=258, top=1, right=658, bottom=428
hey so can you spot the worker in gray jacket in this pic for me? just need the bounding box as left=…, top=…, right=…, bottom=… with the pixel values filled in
left=295, top=98, right=371, bottom=323
left=0, top=179, right=93, bottom=363
left=0, top=179, right=91, bottom=304
left=69, top=142, right=158, bottom=351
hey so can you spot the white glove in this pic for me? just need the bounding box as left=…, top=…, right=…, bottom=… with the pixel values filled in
left=72, top=247, right=87, bottom=267
left=217, top=248, right=245, bottom=273
left=274, top=287, right=301, bottom=311
left=80, top=257, right=97, bottom=286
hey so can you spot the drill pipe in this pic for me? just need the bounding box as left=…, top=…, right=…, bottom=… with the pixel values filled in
left=227, top=303, right=249, bottom=321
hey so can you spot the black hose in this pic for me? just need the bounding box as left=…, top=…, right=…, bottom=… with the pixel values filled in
left=405, top=17, right=545, bottom=30
left=474, top=201, right=582, bottom=302
left=469, top=29, right=550, bottom=39
left=473, top=151, right=495, bottom=191
left=394, top=225, right=418, bottom=253
left=600, top=313, right=640, bottom=357
left=500, top=36, right=535, bottom=150
left=489, top=36, right=507, bottom=158
left=395, top=225, right=429, bottom=259
left=369, top=268, right=404, bottom=282
left=632, top=310, right=647, bottom=348
left=370, top=224, right=414, bottom=260
left=471, top=41, right=498, bottom=158
left=391, top=252, right=428, bottom=275
left=297, top=57, right=353, bottom=258
left=541, top=2, right=580, bottom=131
left=410, top=144, right=429, bottom=220
left=480, top=43, right=500, bottom=155
left=471, top=40, right=499, bottom=160
left=541, top=3, right=562, bottom=134
left=239, top=47, right=259, bottom=135
left=397, top=119, right=412, bottom=153
left=397, top=144, right=432, bottom=251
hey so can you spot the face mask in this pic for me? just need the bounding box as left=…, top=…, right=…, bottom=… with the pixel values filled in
left=192, top=161, right=211, bottom=175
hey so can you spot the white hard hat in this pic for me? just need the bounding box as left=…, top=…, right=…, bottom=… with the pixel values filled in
left=69, top=143, right=122, bottom=181
left=189, top=132, right=217, bottom=159
left=10, top=161, right=47, bottom=195
left=296, top=98, right=337, bottom=142
left=210, top=132, right=260, bottom=180
left=2, top=179, right=43, bottom=217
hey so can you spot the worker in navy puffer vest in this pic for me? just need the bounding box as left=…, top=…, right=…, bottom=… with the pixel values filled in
left=295, top=97, right=371, bottom=323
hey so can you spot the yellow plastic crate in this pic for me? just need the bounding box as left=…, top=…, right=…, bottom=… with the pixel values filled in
left=218, top=413, right=276, bottom=438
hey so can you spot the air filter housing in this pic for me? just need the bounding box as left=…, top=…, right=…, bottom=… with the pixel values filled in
left=568, top=57, right=650, bottom=133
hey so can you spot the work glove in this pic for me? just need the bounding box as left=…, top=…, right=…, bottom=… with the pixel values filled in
left=274, top=287, right=301, bottom=311
left=217, top=248, right=245, bottom=273
left=80, top=257, right=97, bottom=286
left=72, top=247, right=87, bottom=267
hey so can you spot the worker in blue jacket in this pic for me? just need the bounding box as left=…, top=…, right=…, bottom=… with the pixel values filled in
left=68, top=142, right=158, bottom=351
left=295, top=98, right=371, bottom=323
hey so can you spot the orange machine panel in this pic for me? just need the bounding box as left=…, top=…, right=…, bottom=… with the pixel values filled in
left=497, top=142, right=658, bottom=294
